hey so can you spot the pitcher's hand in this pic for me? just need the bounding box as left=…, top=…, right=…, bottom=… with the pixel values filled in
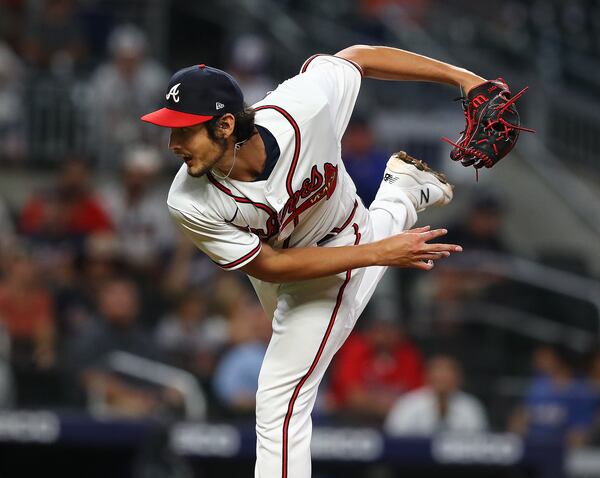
left=373, top=226, right=462, bottom=270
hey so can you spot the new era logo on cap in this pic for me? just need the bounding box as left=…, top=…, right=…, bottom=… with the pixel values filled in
left=140, top=64, right=244, bottom=128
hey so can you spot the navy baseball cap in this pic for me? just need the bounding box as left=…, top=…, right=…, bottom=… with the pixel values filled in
left=141, top=64, right=244, bottom=127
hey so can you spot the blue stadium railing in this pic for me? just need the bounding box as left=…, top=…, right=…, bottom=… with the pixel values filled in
left=0, top=410, right=565, bottom=478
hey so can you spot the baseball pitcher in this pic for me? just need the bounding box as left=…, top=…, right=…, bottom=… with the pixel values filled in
left=141, top=45, right=525, bottom=478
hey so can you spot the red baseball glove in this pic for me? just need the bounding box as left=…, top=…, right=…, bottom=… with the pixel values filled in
left=443, top=78, right=534, bottom=170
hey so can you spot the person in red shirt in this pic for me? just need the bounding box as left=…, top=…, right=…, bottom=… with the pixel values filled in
left=329, top=317, right=424, bottom=422
left=19, top=157, right=112, bottom=238
left=0, top=246, right=55, bottom=370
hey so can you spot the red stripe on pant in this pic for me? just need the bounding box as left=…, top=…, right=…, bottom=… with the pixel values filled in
left=281, top=223, right=361, bottom=477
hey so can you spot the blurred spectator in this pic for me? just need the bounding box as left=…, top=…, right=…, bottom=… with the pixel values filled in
left=54, top=233, right=121, bottom=346
left=444, top=192, right=508, bottom=253
left=22, top=0, right=87, bottom=75
left=360, top=0, right=432, bottom=24
left=587, top=350, right=600, bottom=445
left=342, top=117, right=389, bottom=206
left=329, top=317, right=424, bottom=422
left=66, top=277, right=179, bottom=417
left=17, top=158, right=112, bottom=300
left=354, top=0, right=432, bottom=39
left=508, top=345, right=596, bottom=448
left=19, top=157, right=112, bottom=246
left=214, top=273, right=258, bottom=314
left=155, top=290, right=227, bottom=381
left=0, top=245, right=56, bottom=371
left=589, top=349, right=600, bottom=391
left=384, top=355, right=487, bottom=435
left=103, top=145, right=174, bottom=275
left=0, top=244, right=56, bottom=406
left=162, top=232, right=220, bottom=296
left=227, top=34, right=275, bottom=106
left=19, top=188, right=83, bottom=285
left=0, top=325, right=14, bottom=408
left=0, top=42, right=25, bottom=162
left=0, top=1, right=25, bottom=49
left=213, top=298, right=271, bottom=415
left=81, top=233, right=123, bottom=296
left=89, top=24, right=168, bottom=167
left=0, top=195, right=15, bottom=250
left=429, top=192, right=510, bottom=327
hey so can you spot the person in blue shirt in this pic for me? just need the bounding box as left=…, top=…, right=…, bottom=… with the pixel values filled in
left=213, top=299, right=272, bottom=416
left=509, top=345, right=596, bottom=447
left=341, top=116, right=389, bottom=207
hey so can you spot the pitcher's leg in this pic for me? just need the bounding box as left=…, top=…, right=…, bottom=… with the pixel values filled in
left=254, top=154, right=454, bottom=477
left=254, top=268, right=362, bottom=478
left=369, top=150, right=453, bottom=240
left=355, top=196, right=412, bottom=308
left=361, top=150, right=454, bottom=308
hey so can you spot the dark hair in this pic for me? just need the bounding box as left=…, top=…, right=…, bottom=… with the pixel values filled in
left=205, top=106, right=256, bottom=143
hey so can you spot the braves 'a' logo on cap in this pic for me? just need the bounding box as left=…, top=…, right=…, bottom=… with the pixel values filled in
left=166, top=83, right=181, bottom=103
left=216, top=102, right=224, bottom=110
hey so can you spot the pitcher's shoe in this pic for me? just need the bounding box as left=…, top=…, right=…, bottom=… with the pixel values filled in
left=381, top=151, right=453, bottom=212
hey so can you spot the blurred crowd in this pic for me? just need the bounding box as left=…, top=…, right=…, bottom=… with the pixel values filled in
left=0, top=123, right=599, bottom=449
left=0, top=0, right=599, bottom=453
left=0, top=0, right=277, bottom=166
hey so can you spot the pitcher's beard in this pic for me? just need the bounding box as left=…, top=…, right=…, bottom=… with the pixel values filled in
left=186, top=138, right=228, bottom=178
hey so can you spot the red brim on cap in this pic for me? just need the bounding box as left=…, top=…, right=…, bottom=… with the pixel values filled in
left=140, top=108, right=214, bottom=127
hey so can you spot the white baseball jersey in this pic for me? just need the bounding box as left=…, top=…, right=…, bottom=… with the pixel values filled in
left=166, top=54, right=419, bottom=478
left=167, top=55, right=365, bottom=270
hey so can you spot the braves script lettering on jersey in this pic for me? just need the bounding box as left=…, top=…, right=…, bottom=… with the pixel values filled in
left=167, top=55, right=416, bottom=478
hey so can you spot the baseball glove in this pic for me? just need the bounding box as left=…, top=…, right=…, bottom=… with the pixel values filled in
left=443, top=78, right=533, bottom=171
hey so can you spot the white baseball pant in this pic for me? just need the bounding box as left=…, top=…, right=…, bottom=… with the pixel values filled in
left=250, top=192, right=416, bottom=478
